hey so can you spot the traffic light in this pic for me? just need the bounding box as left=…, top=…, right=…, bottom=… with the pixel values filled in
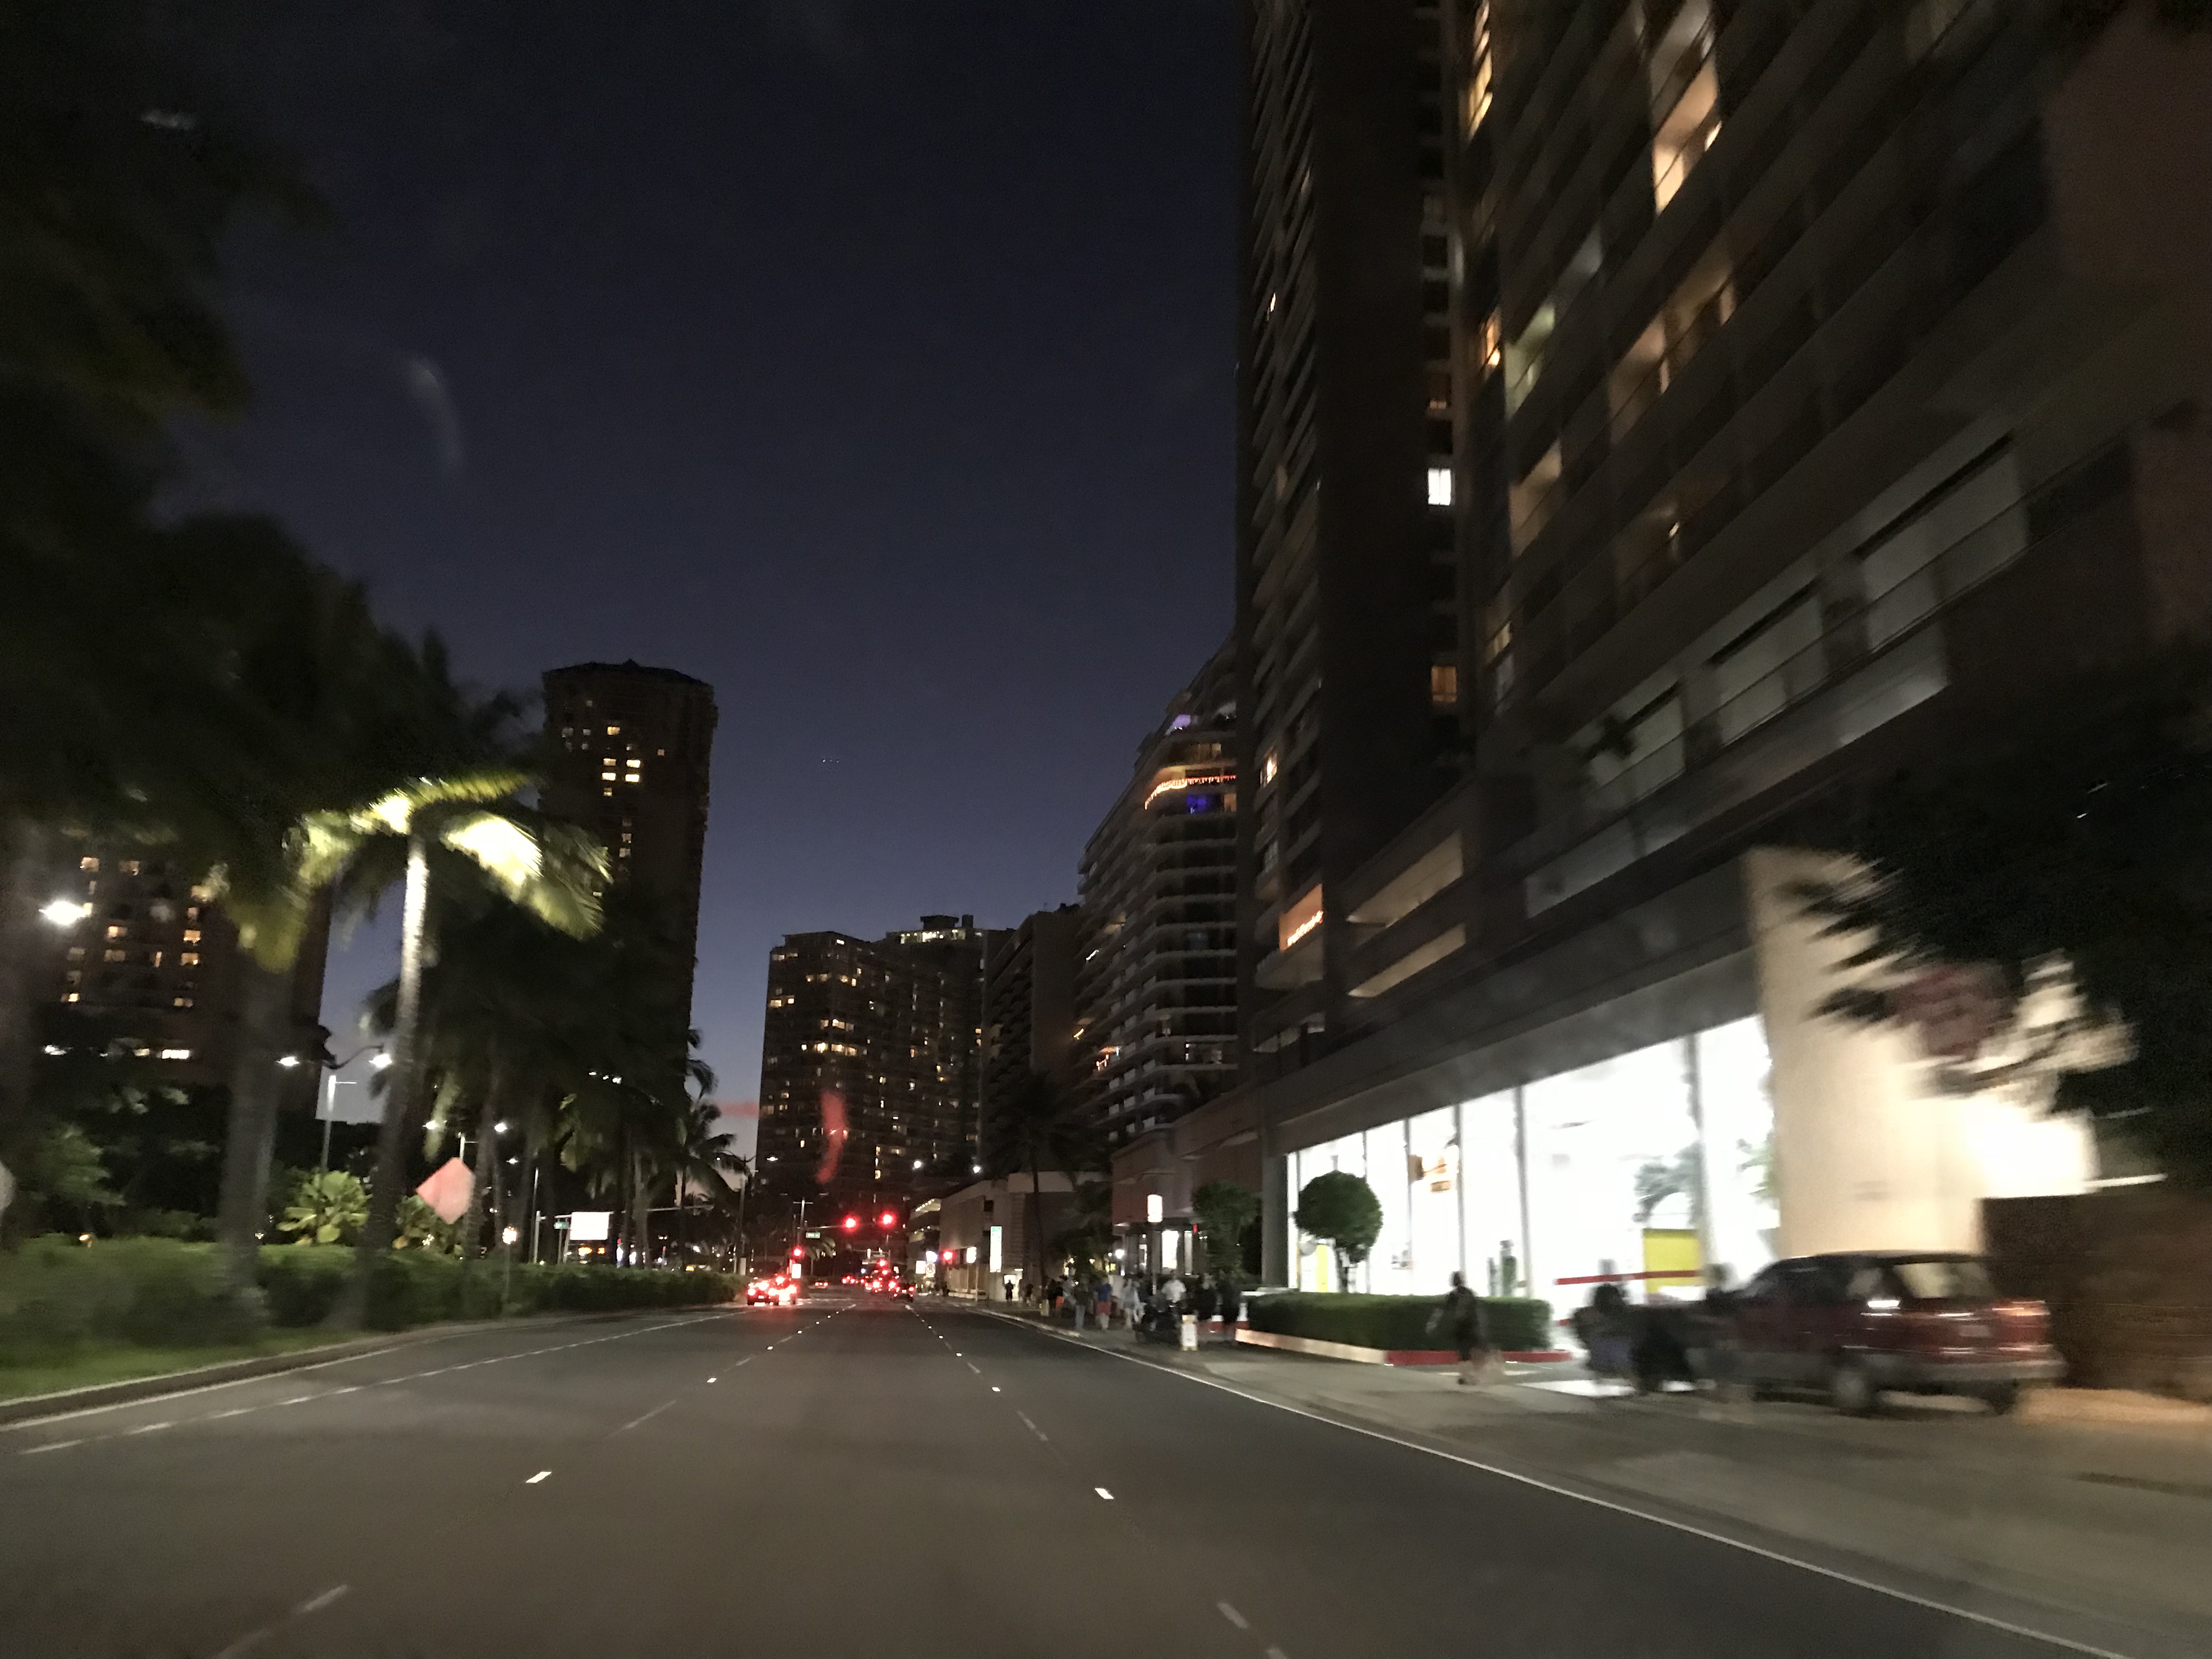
left=877, top=1210, right=897, bottom=1229
left=789, top=1245, right=804, bottom=1259
left=841, top=1215, right=860, bottom=1233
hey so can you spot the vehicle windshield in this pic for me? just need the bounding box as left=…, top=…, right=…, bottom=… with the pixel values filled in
left=1889, top=1259, right=1996, bottom=1301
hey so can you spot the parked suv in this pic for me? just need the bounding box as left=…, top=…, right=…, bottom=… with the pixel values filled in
left=1714, top=1252, right=2062, bottom=1414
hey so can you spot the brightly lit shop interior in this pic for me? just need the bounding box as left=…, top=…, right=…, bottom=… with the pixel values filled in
left=1288, top=1017, right=1778, bottom=1309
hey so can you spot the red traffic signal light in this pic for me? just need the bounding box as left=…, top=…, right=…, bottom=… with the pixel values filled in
left=877, top=1210, right=897, bottom=1229
left=789, top=1245, right=804, bottom=1258
left=841, top=1214, right=860, bottom=1233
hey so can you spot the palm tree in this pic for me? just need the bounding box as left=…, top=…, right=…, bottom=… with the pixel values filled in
left=0, top=0, right=316, bottom=1154
left=986, top=1072, right=1102, bottom=1297
left=318, top=775, right=606, bottom=1325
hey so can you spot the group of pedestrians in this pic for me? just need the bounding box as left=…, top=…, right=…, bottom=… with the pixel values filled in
left=1031, top=1269, right=1245, bottom=1339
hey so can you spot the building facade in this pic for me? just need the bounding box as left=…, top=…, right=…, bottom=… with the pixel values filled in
left=35, top=849, right=326, bottom=1101
left=1075, top=644, right=1240, bottom=1148
left=540, top=661, right=718, bottom=1024
left=979, top=905, right=1081, bottom=1166
left=1195, top=4, right=2212, bottom=1310
left=755, top=916, right=991, bottom=1224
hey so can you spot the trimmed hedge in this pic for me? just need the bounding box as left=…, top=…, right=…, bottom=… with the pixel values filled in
left=1246, top=1291, right=1555, bottom=1353
left=1, top=1236, right=737, bottom=1355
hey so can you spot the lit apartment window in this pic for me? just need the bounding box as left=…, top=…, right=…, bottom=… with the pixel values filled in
left=119, top=859, right=140, bottom=876
left=1426, top=467, right=1454, bottom=507
left=1431, top=663, right=1460, bottom=706
left=104, top=947, right=127, bottom=962
left=1260, top=751, right=1279, bottom=786
left=185, top=906, right=199, bottom=921
left=105, top=924, right=126, bottom=940
left=601, top=771, right=617, bottom=782
left=79, top=856, right=98, bottom=872
left=159, top=1047, right=191, bottom=1060
left=63, top=992, right=80, bottom=1003
left=181, top=929, right=201, bottom=944
left=66, top=947, right=83, bottom=961
left=1647, top=2, right=1720, bottom=212
left=606, top=725, right=620, bottom=736
left=64, top=970, right=81, bottom=986
left=179, top=952, right=200, bottom=967
left=150, top=950, right=163, bottom=967
left=173, top=996, right=194, bottom=1008
left=1463, top=1, right=1494, bottom=134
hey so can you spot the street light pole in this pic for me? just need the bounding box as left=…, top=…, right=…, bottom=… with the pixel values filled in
left=315, top=1042, right=388, bottom=1174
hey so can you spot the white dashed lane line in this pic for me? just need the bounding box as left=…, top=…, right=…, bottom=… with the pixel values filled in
left=295, top=1585, right=348, bottom=1616
left=1218, top=1602, right=1249, bottom=1631
left=20, top=1440, right=80, bottom=1455
left=526, top=1470, right=552, bottom=1485
left=1094, top=1487, right=1114, bottom=1502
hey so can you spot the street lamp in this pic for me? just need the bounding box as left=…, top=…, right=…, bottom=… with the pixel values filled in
left=38, top=899, right=88, bottom=927
left=315, top=1041, right=390, bottom=1172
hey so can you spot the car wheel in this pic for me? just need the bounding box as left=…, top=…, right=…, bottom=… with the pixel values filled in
left=1828, top=1356, right=1879, bottom=1416
left=1981, top=1382, right=2022, bottom=1417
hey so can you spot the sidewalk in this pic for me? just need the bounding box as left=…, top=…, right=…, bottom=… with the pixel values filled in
left=986, top=1306, right=2212, bottom=1657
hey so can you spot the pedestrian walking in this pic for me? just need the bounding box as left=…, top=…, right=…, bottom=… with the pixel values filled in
left=1218, top=1276, right=1243, bottom=1336
left=1094, top=1276, right=1113, bottom=1327
left=1430, top=1271, right=1492, bottom=1386
left=1194, top=1274, right=1220, bottom=1329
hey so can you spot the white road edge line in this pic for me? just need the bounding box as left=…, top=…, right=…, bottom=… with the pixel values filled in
left=974, top=1310, right=2138, bottom=1659
left=0, top=1311, right=724, bottom=1434
left=526, top=1470, right=551, bottom=1485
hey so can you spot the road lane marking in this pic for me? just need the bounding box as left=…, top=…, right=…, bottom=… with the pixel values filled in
left=977, top=1310, right=2139, bottom=1659
left=1218, top=1602, right=1249, bottom=1630
left=326, top=1386, right=358, bottom=1397
left=990, top=1385, right=1001, bottom=1392
left=208, top=1407, right=254, bottom=1419
left=966, top=1362, right=981, bottom=1375
left=616, top=1400, right=678, bottom=1434
left=20, top=1439, right=81, bottom=1455
left=526, top=1470, right=551, bottom=1485
left=1266, top=1648, right=1289, bottom=1659
left=127, top=1421, right=172, bottom=1434
left=1093, top=1486, right=1114, bottom=1500
left=295, top=1585, right=349, bottom=1615
left=210, top=1626, right=270, bottom=1658
left=707, top=1376, right=717, bottom=1384
left=1017, top=1413, right=1047, bottom=1441
left=279, top=1395, right=316, bottom=1406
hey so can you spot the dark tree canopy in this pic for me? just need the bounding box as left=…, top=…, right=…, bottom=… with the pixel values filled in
left=1802, top=647, right=2212, bottom=1182
left=1294, top=1170, right=1382, bottom=1267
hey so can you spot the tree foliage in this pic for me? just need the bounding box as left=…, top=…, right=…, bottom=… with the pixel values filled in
left=278, top=1169, right=368, bottom=1247
left=1294, top=1170, right=1382, bottom=1285
left=1799, top=648, right=2212, bottom=1181
left=1192, top=1178, right=1259, bottom=1276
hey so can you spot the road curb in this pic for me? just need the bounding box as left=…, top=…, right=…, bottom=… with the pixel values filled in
left=0, top=1303, right=728, bottom=1427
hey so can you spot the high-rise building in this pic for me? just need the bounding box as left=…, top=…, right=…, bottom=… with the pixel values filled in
left=1192, top=4, right=2212, bottom=1295
left=33, top=849, right=326, bottom=1100
left=755, top=916, right=990, bottom=1221
left=1236, top=1, right=1465, bottom=1066
left=540, top=661, right=717, bottom=1023
left=979, top=905, right=1081, bottom=1165
left=1076, top=644, right=1240, bottom=1147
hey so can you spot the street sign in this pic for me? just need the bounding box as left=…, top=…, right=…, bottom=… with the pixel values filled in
left=569, top=1210, right=612, bottom=1242
left=415, top=1157, right=473, bottom=1225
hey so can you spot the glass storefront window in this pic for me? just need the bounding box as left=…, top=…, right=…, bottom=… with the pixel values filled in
left=1525, top=1038, right=1700, bottom=1307
left=1459, top=1090, right=1526, bottom=1297
left=1406, top=1107, right=1459, bottom=1294
left=1367, top=1121, right=1412, bottom=1294
left=1695, top=1016, right=1778, bottom=1285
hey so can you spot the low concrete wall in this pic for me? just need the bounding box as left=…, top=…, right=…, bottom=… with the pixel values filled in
left=1985, top=1187, right=2212, bottom=1401
left=1234, top=1328, right=1570, bottom=1366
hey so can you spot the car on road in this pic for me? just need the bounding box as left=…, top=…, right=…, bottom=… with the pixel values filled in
left=1713, top=1251, right=2062, bottom=1414
left=746, top=1275, right=799, bottom=1308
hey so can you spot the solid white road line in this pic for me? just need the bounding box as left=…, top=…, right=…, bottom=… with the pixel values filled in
left=979, top=1310, right=2141, bottom=1659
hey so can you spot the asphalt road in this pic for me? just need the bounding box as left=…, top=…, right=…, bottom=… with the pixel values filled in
left=0, top=1293, right=2119, bottom=1658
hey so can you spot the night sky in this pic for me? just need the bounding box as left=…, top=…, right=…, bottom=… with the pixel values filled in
left=183, top=2, right=1239, bottom=1146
